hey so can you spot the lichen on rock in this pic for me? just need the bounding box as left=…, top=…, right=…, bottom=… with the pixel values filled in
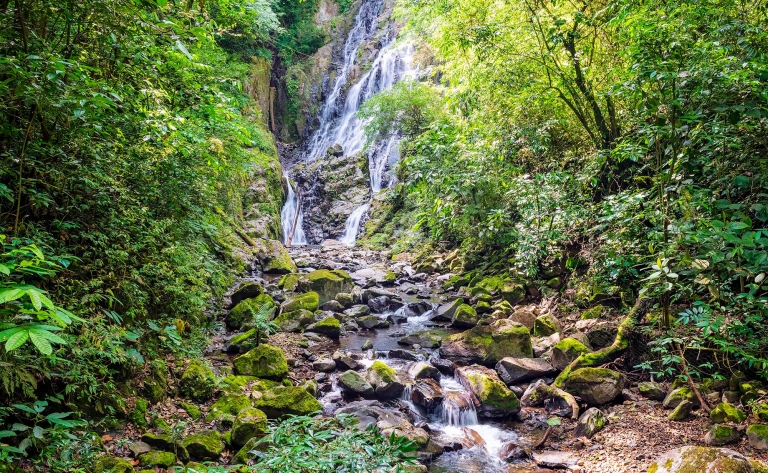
left=233, top=344, right=289, bottom=379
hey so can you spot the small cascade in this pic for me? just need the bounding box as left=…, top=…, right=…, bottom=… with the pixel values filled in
left=436, top=391, right=479, bottom=427
left=280, top=174, right=307, bottom=245
left=339, top=203, right=370, bottom=245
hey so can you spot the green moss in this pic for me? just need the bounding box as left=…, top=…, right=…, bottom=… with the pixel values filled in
left=383, top=270, right=397, bottom=282
left=182, top=430, right=224, bottom=460
left=130, top=397, right=149, bottom=428
left=233, top=344, right=289, bottom=378
left=459, top=366, right=519, bottom=413
left=451, top=304, right=479, bottom=328
left=533, top=314, right=560, bottom=336
left=710, top=402, right=746, bottom=423
left=205, top=394, right=252, bottom=422
left=581, top=305, right=604, bottom=320
left=228, top=293, right=276, bottom=330
left=370, top=360, right=397, bottom=384
left=257, top=239, right=297, bottom=274
left=143, top=360, right=169, bottom=404
left=474, top=276, right=508, bottom=294
left=138, top=451, right=176, bottom=468
left=254, top=386, right=322, bottom=418
left=281, top=291, right=320, bottom=312
left=747, top=423, right=768, bottom=438
left=278, top=273, right=301, bottom=291
left=500, top=281, right=526, bottom=305
left=310, top=316, right=341, bottom=338
left=93, top=456, right=134, bottom=473
left=754, top=402, right=768, bottom=421
left=231, top=407, right=268, bottom=447
left=230, top=328, right=257, bottom=346
left=714, top=424, right=735, bottom=439
left=273, top=308, right=314, bottom=332
left=180, top=402, right=202, bottom=420
left=179, top=360, right=216, bottom=402
left=297, top=269, right=354, bottom=304
left=554, top=337, right=590, bottom=354
left=444, top=320, right=533, bottom=365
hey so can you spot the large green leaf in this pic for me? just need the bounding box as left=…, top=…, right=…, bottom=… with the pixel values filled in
left=5, top=330, right=29, bottom=352
left=28, top=331, right=53, bottom=355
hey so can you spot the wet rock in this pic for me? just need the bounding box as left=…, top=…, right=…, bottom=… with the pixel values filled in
left=358, top=315, right=388, bottom=329
left=429, top=356, right=457, bottom=376
left=410, top=378, right=444, bottom=409
left=389, top=349, right=419, bottom=361
left=638, top=381, right=666, bottom=401
left=498, top=441, right=530, bottom=461
left=398, top=330, right=442, bottom=348
left=408, top=362, right=441, bottom=381
left=747, top=424, right=768, bottom=450
left=254, top=386, right=322, bottom=417
left=562, top=367, right=625, bottom=405
left=362, top=339, right=373, bottom=350
left=339, top=370, right=374, bottom=397
left=320, top=300, right=344, bottom=311
left=710, top=402, right=746, bottom=424
left=344, top=304, right=371, bottom=317
left=366, top=361, right=405, bottom=399
left=376, top=409, right=430, bottom=447
left=333, top=351, right=360, bottom=370
left=456, top=365, right=520, bottom=418
left=440, top=319, right=533, bottom=367
left=362, top=287, right=400, bottom=302
left=495, top=357, right=556, bottom=385
left=182, top=430, right=224, bottom=460
left=305, top=316, right=341, bottom=338
left=233, top=344, right=288, bottom=379
left=550, top=337, right=590, bottom=371
left=368, top=295, right=391, bottom=313
left=668, top=399, right=693, bottom=421
left=663, top=387, right=700, bottom=409
left=648, top=446, right=754, bottom=473
left=430, top=298, right=465, bottom=322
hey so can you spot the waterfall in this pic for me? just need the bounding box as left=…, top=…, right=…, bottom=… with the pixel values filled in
left=281, top=174, right=307, bottom=245
left=339, top=203, right=370, bottom=245
left=437, top=377, right=479, bottom=427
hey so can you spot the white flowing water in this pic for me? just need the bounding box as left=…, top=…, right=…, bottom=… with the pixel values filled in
left=280, top=174, right=307, bottom=245
left=339, top=203, right=370, bottom=245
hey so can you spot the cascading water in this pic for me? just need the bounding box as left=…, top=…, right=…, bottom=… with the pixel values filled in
left=339, top=203, right=370, bottom=245
left=280, top=174, right=307, bottom=245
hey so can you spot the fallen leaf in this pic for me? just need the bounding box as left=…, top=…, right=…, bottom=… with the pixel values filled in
left=101, top=434, right=113, bottom=442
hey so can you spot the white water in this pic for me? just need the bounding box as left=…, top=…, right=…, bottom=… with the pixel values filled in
left=339, top=203, right=370, bottom=245
left=280, top=174, right=307, bottom=245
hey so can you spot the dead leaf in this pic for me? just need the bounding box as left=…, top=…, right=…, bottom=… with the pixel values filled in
left=101, top=434, right=113, bottom=442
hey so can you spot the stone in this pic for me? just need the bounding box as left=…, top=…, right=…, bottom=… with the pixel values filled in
left=456, top=365, right=520, bottom=418
left=179, top=360, right=216, bottom=402
left=532, top=333, right=561, bottom=357
left=339, top=370, right=374, bottom=397
left=227, top=293, right=276, bottom=330
left=233, top=344, right=289, bottom=379
left=138, top=451, right=176, bottom=468
left=358, top=315, right=388, bottom=329
left=92, top=456, right=134, bottom=473
left=140, top=433, right=187, bottom=461
left=205, top=394, right=252, bottom=423
left=574, top=407, right=606, bottom=438
left=366, top=361, right=405, bottom=399
left=361, top=339, right=373, bottom=350
left=638, top=381, right=666, bottom=401
left=729, top=370, right=747, bottom=391
left=254, top=386, right=322, bottom=417
left=344, top=304, right=371, bottom=317
left=533, top=451, right=578, bottom=469
left=429, top=357, right=457, bottom=376
left=704, top=425, right=742, bottom=446
left=408, top=362, right=441, bottom=382
left=128, top=440, right=152, bottom=457
left=550, top=338, right=590, bottom=371
left=647, top=446, right=754, bottom=473
left=389, top=349, right=419, bottom=361
left=297, top=269, right=354, bottom=304
left=409, top=378, right=444, bottom=409
left=495, top=357, right=555, bottom=385
left=142, top=361, right=169, bottom=404
left=532, top=314, right=561, bottom=337
left=508, top=308, right=537, bottom=330
left=320, top=299, right=344, bottom=311
left=368, top=295, right=391, bottom=313
left=398, top=330, right=442, bottom=348
left=747, top=424, right=768, bottom=450
left=500, top=281, right=526, bottom=305
left=663, top=387, right=700, bottom=409
left=431, top=298, right=465, bottom=322
left=231, top=407, right=268, bottom=447
left=281, top=291, right=320, bottom=313
left=254, top=239, right=297, bottom=274
left=273, top=308, right=314, bottom=332
left=450, top=304, right=480, bottom=329
left=230, top=282, right=265, bottom=308
left=183, top=430, right=224, bottom=460
left=581, top=305, right=604, bottom=320
left=563, top=368, right=625, bottom=405
left=710, top=402, right=746, bottom=424
left=722, top=390, right=741, bottom=404
left=668, top=400, right=693, bottom=421
left=439, top=319, right=533, bottom=367
left=233, top=437, right=260, bottom=465
left=332, top=351, right=360, bottom=370
left=306, top=316, right=341, bottom=338
left=753, top=402, right=768, bottom=422
left=313, top=358, right=336, bottom=372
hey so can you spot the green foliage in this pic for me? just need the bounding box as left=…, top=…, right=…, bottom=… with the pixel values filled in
left=360, top=80, right=443, bottom=143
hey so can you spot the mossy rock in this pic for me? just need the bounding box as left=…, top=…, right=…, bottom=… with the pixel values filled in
left=140, top=432, right=189, bottom=461
left=710, top=402, right=746, bottom=424
left=93, top=456, right=134, bottom=473
left=229, top=328, right=257, bottom=348
left=532, top=314, right=561, bottom=336
left=230, top=282, right=265, bottom=307
left=668, top=400, right=693, bottom=421
left=474, top=276, right=509, bottom=295
left=143, top=360, right=169, bottom=404
left=228, top=293, right=276, bottom=330
left=179, top=360, right=216, bottom=402
left=398, top=330, right=443, bottom=348
left=129, top=397, right=149, bottom=428
left=704, top=424, right=742, bottom=446
left=297, top=269, right=354, bottom=304
left=455, top=365, right=520, bottom=418
left=366, top=361, right=404, bottom=399
left=563, top=368, right=625, bottom=405
left=254, top=385, right=322, bottom=418
left=233, top=436, right=263, bottom=465
left=273, top=308, right=314, bottom=332
left=205, top=394, right=252, bottom=423
left=281, top=291, right=320, bottom=313
left=747, top=424, right=768, bottom=450
left=254, top=239, right=296, bottom=274
left=647, top=446, right=754, bottom=473
left=307, top=316, right=341, bottom=338
left=581, top=305, right=604, bottom=320
left=663, top=387, right=699, bottom=409
left=551, top=337, right=591, bottom=370
left=138, top=451, right=176, bottom=468
left=450, top=304, right=479, bottom=329
left=182, top=430, right=224, bottom=460
left=220, top=375, right=279, bottom=395
left=231, top=407, right=268, bottom=447
left=338, top=370, right=374, bottom=397
left=638, top=381, right=666, bottom=401
left=440, top=319, right=533, bottom=367
left=754, top=402, right=768, bottom=422
left=233, top=344, right=289, bottom=379
left=335, top=292, right=354, bottom=307
left=278, top=273, right=301, bottom=291
left=500, top=281, right=526, bottom=305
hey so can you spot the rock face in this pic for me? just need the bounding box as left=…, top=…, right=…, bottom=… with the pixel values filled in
left=455, top=365, right=520, bottom=418
left=254, top=239, right=297, bottom=273
left=574, top=407, right=606, bottom=438
left=339, top=370, right=374, bottom=397
left=179, top=360, right=216, bottom=402
left=495, top=357, right=555, bottom=385
left=440, top=320, right=533, bottom=367
left=297, top=269, right=354, bottom=304
left=646, top=446, right=754, bottom=473
left=562, top=368, right=625, bottom=405
left=366, top=361, right=404, bottom=399
left=254, top=386, right=322, bottom=417
left=233, top=344, right=289, bottom=379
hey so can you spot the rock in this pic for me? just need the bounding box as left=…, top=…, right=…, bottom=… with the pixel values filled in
left=500, top=281, right=526, bottom=305
left=254, top=239, right=297, bottom=274
left=339, top=370, right=374, bottom=397
left=327, top=143, right=343, bottom=156
left=754, top=402, right=768, bottom=422
left=663, top=387, right=700, bottom=409
left=368, top=295, right=391, bottom=313
left=532, top=451, right=578, bottom=469
left=710, top=402, right=746, bottom=424
left=297, top=269, right=354, bottom=304
left=729, top=370, right=747, bottom=391
left=233, top=437, right=260, bottom=465
left=254, top=386, right=322, bottom=417
left=574, top=407, right=606, bottom=438
left=409, top=379, right=444, bottom=409
left=408, top=362, right=441, bottom=382
left=321, top=300, right=344, bottom=311
left=439, top=319, right=533, bottom=367
left=140, top=433, right=187, bottom=461
left=179, top=360, right=216, bottom=402
left=722, top=390, right=741, bottom=404
left=550, top=338, right=590, bottom=371
left=508, top=308, right=537, bottom=330
left=233, top=344, right=288, bottom=379
left=362, top=339, right=373, bottom=350
left=450, top=304, right=480, bottom=329
left=358, top=315, right=388, bottom=329
left=704, top=425, right=742, bottom=446
left=92, top=456, right=134, bottom=473
left=312, top=358, right=336, bottom=372
left=532, top=333, right=561, bottom=357
left=580, top=305, right=604, bottom=320
left=668, top=400, right=693, bottom=421
left=747, top=424, right=768, bottom=450
left=398, top=330, right=442, bottom=348
left=647, top=446, right=754, bottom=473
left=498, top=441, right=530, bottom=462
left=278, top=273, right=300, bottom=291
left=138, top=451, right=176, bottom=468
left=638, top=381, right=666, bottom=401
left=273, top=308, right=314, bottom=332
left=128, top=440, right=152, bottom=457
left=390, top=349, right=418, bottom=361
left=375, top=409, right=430, bottom=447
left=495, top=357, right=555, bottom=385
left=230, top=282, right=265, bottom=308
left=332, top=351, right=360, bottom=370
left=532, top=314, right=561, bottom=337
left=562, top=368, right=625, bottom=405
left=306, top=316, right=341, bottom=338
left=227, top=293, right=276, bottom=330
left=366, top=361, right=405, bottom=399
left=231, top=407, right=268, bottom=447
left=205, top=394, right=252, bottom=422
left=281, top=291, right=320, bottom=313
left=429, top=357, right=457, bottom=376
left=431, top=298, right=465, bottom=322
left=344, top=304, right=371, bottom=317
left=456, top=365, right=520, bottom=418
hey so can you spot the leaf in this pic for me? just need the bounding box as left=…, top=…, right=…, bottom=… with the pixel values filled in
left=176, top=40, right=193, bottom=60
left=546, top=417, right=561, bottom=426
left=5, top=330, right=29, bottom=351
left=29, top=331, right=52, bottom=355
left=0, top=288, right=26, bottom=303
left=0, top=430, right=15, bottom=439
left=12, top=404, right=36, bottom=415
left=32, top=426, right=44, bottom=439
left=27, top=289, right=42, bottom=310
left=691, top=259, right=709, bottom=270
left=45, top=412, right=72, bottom=420
left=756, top=273, right=765, bottom=284
left=0, top=264, right=9, bottom=275
left=29, top=329, right=66, bottom=345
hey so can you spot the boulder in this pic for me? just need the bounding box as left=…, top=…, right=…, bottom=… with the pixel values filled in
left=320, top=300, right=345, bottom=312
left=429, top=357, right=457, bottom=376
left=312, top=358, right=337, bottom=372
left=332, top=351, right=360, bottom=370
left=440, top=319, right=532, bottom=367
left=366, top=361, right=404, bottom=399
left=254, top=386, right=322, bottom=417
left=306, top=316, right=341, bottom=338
left=339, top=370, right=374, bottom=397
left=562, top=368, right=625, bottom=405
left=456, top=365, right=520, bottom=418
left=710, top=402, right=746, bottom=424
left=747, top=424, right=768, bottom=450
left=450, top=304, right=480, bottom=329
left=297, top=269, right=354, bottom=304
left=663, top=387, right=700, bottom=409
left=408, top=362, right=441, bottom=382
left=495, top=357, right=556, bottom=385
left=508, top=308, right=537, bottom=330
left=430, top=299, right=464, bottom=322
left=254, top=239, right=296, bottom=274
left=500, top=281, right=526, bottom=305
left=278, top=273, right=300, bottom=291
left=368, top=296, right=391, bottom=313
left=574, top=407, right=606, bottom=438
left=668, top=400, right=693, bottom=421
left=182, top=430, right=224, bottom=460
left=273, top=308, right=314, bottom=332
left=233, top=344, right=288, bottom=379
left=550, top=338, right=590, bottom=371
left=344, top=304, right=371, bottom=317
left=138, top=451, right=176, bottom=468
left=398, top=330, right=442, bottom=348
left=231, top=407, right=268, bottom=448
left=281, top=291, right=320, bottom=313
left=704, top=425, right=742, bottom=446
left=205, top=394, right=252, bottom=423
left=179, top=360, right=216, bottom=402
left=581, top=305, right=604, bottom=320
left=227, top=293, right=275, bottom=330
left=532, top=314, right=561, bottom=337
left=646, top=446, right=754, bottom=473
left=92, top=456, right=134, bottom=473
left=358, top=315, right=388, bottom=329
left=229, top=282, right=265, bottom=308
left=409, top=379, right=444, bottom=409
left=389, top=349, right=419, bottom=361
left=638, top=381, right=666, bottom=401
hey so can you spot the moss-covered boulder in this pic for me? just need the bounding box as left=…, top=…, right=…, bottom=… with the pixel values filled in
left=273, top=308, right=314, bottom=332
left=233, top=344, right=289, bottom=379
left=398, top=330, right=443, bottom=348
left=647, top=446, right=754, bottom=473
left=297, top=269, right=354, bottom=304
left=474, top=276, right=508, bottom=295
left=281, top=291, right=319, bottom=313
left=668, top=399, right=693, bottom=421
left=704, top=425, right=742, bottom=446
left=339, top=370, right=374, bottom=397
left=562, top=368, right=625, bottom=405
left=747, top=424, right=768, bottom=450
left=440, top=319, right=533, bottom=367
left=638, top=381, right=666, bottom=401
left=182, top=430, right=224, bottom=460
left=254, top=239, right=296, bottom=274
left=278, top=273, right=300, bottom=291
left=306, top=316, right=341, bottom=338
left=663, top=387, right=700, bottom=409
left=205, top=394, right=252, bottom=423
left=710, top=402, right=746, bottom=424
left=92, top=456, right=134, bottom=473
left=408, top=362, right=441, bottom=382
left=143, top=360, right=169, bottom=404
left=231, top=407, right=268, bottom=448
left=138, top=451, right=176, bottom=468
left=233, top=437, right=262, bottom=465
left=254, top=386, right=322, bottom=417
left=450, top=304, right=480, bottom=329
left=179, top=402, right=201, bottom=420
left=129, top=397, right=149, bottom=428
left=581, top=305, right=604, bottom=320
left=366, top=361, right=404, bottom=399
left=754, top=403, right=768, bottom=422
left=574, top=407, right=606, bottom=438
left=140, top=433, right=188, bottom=461
left=500, top=281, right=526, bottom=305
left=230, top=282, right=265, bottom=308
left=456, top=365, right=520, bottom=418
left=551, top=338, right=590, bottom=371
left=228, top=293, right=276, bottom=330
left=533, top=314, right=561, bottom=336
left=432, top=298, right=465, bottom=322
left=336, top=292, right=354, bottom=308
left=179, top=360, right=216, bottom=402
